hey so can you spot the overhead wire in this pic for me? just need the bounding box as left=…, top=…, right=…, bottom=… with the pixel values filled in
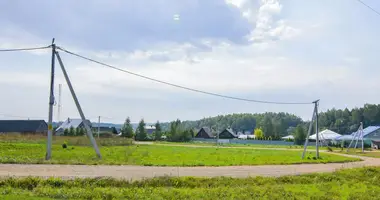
left=0, top=45, right=51, bottom=52
left=355, top=0, right=380, bottom=16
left=56, top=46, right=313, bottom=105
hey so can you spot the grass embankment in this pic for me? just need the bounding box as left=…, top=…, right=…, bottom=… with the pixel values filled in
left=1, top=167, right=380, bottom=199
left=0, top=143, right=359, bottom=166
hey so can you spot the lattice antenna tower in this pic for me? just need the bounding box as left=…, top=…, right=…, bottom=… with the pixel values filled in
left=347, top=122, right=364, bottom=153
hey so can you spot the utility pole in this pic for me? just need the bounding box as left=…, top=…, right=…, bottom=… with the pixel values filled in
left=57, top=84, right=62, bottom=122
left=98, top=116, right=100, bottom=138
left=314, top=100, right=320, bottom=159
left=361, top=122, right=364, bottom=153
left=302, top=99, right=320, bottom=159
left=46, top=38, right=55, bottom=160
left=55, top=51, right=102, bottom=159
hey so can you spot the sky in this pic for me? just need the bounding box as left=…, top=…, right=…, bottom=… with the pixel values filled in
left=0, top=0, right=379, bottom=123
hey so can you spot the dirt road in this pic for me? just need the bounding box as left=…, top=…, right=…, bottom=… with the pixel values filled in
left=1, top=154, right=379, bottom=180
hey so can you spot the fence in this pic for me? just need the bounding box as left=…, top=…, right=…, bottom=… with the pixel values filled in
left=192, top=138, right=317, bottom=146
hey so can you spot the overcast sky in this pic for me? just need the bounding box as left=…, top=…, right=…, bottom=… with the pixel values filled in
left=0, top=0, right=379, bottom=123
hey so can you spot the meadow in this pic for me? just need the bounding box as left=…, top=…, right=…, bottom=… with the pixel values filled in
left=0, top=142, right=359, bottom=166
left=0, top=167, right=380, bottom=199
left=346, top=151, right=380, bottom=158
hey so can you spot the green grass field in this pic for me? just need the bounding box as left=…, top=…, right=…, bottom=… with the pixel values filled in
left=346, top=151, right=380, bottom=158
left=154, top=141, right=346, bottom=151
left=0, top=167, right=380, bottom=199
left=0, top=142, right=359, bottom=166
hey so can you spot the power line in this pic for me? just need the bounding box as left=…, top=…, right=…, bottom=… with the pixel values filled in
left=355, top=0, right=380, bottom=16
left=57, top=46, right=313, bottom=105
left=0, top=45, right=51, bottom=52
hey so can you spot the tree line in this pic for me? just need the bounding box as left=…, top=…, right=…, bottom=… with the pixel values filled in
left=318, top=104, right=380, bottom=134
left=160, top=112, right=303, bottom=139
left=120, top=118, right=194, bottom=142
left=108, top=104, right=380, bottom=144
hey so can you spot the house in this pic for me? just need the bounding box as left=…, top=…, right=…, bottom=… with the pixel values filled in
left=0, top=120, right=48, bottom=134
left=195, top=127, right=213, bottom=138
left=145, top=125, right=156, bottom=134
left=55, top=118, right=92, bottom=135
left=371, top=140, right=380, bottom=149
left=92, top=123, right=119, bottom=133
left=335, top=126, right=380, bottom=141
left=218, top=128, right=238, bottom=139
left=335, top=126, right=380, bottom=148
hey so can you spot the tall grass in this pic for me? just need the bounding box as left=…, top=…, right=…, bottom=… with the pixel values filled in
left=0, top=134, right=133, bottom=146
left=0, top=167, right=380, bottom=199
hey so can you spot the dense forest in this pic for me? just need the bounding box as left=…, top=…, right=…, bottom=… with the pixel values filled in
left=161, top=104, right=380, bottom=136
left=318, top=104, right=380, bottom=134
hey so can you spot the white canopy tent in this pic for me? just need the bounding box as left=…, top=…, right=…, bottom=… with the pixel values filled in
left=309, top=129, right=341, bottom=140
left=281, top=135, right=294, bottom=140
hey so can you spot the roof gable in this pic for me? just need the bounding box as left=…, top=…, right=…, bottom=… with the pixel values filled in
left=195, top=127, right=213, bottom=138
left=56, top=118, right=92, bottom=131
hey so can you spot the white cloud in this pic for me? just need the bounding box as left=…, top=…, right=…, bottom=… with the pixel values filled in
left=226, top=0, right=300, bottom=42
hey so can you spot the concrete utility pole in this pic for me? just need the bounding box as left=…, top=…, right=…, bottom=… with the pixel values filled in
left=55, top=51, right=102, bottom=159
left=314, top=100, right=320, bottom=159
left=302, top=99, right=320, bottom=159
left=98, top=116, right=100, bottom=138
left=46, top=39, right=55, bottom=160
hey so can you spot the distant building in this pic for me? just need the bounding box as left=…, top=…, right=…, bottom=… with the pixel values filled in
left=372, top=140, right=380, bottom=149
left=195, top=127, right=213, bottom=138
left=0, top=120, right=47, bottom=134
left=218, top=128, right=238, bottom=139
left=55, top=118, right=92, bottom=136
left=145, top=125, right=156, bottom=134
left=92, top=124, right=119, bottom=133
left=335, top=126, right=380, bottom=142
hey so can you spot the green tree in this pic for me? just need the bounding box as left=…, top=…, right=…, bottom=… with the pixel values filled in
left=135, top=119, right=147, bottom=141
left=69, top=126, right=75, bottom=136
left=111, top=127, right=118, bottom=134
left=254, top=128, right=264, bottom=139
left=78, top=127, right=85, bottom=136
left=63, top=128, right=69, bottom=136
left=293, top=125, right=306, bottom=145
left=262, top=116, right=274, bottom=137
left=75, top=127, right=84, bottom=136
left=153, top=121, right=162, bottom=141
left=121, top=117, right=134, bottom=138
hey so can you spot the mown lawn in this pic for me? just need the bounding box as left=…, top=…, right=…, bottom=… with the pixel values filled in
left=0, top=143, right=359, bottom=166
left=346, top=151, right=380, bottom=158
left=0, top=167, right=380, bottom=199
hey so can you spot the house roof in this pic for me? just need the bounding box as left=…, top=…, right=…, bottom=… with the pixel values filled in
left=0, top=120, right=47, bottom=133
left=56, top=118, right=91, bottom=131
left=197, top=127, right=213, bottom=138
left=309, top=129, right=342, bottom=140
left=221, top=128, right=237, bottom=137
left=335, top=126, right=380, bottom=141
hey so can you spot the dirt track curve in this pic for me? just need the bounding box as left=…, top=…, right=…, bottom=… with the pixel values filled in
left=1, top=153, right=380, bottom=180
